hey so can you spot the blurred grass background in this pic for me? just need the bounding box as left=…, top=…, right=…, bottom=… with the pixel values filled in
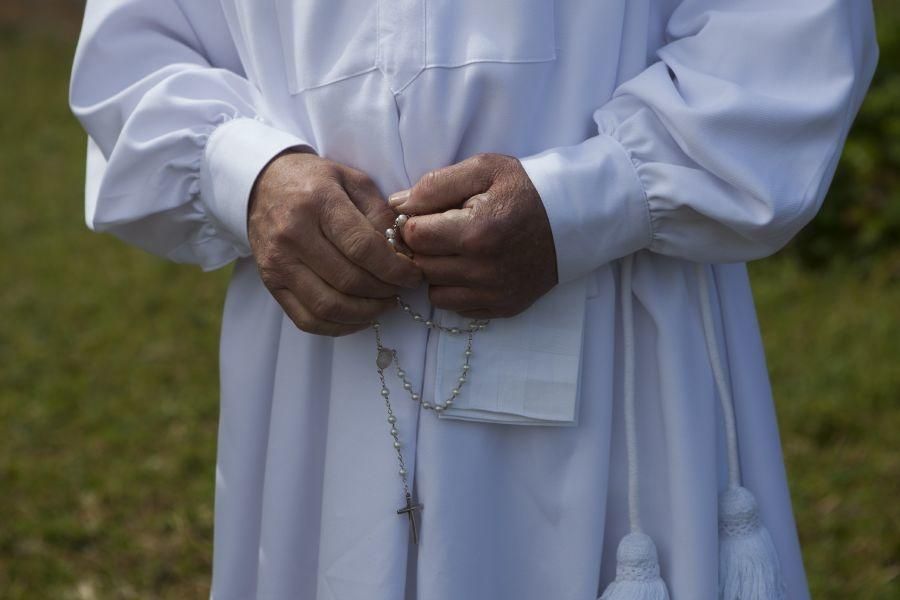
left=0, top=1, right=897, bottom=598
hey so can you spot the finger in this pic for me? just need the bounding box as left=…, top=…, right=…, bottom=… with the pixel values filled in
left=340, top=167, right=396, bottom=232
left=427, top=285, right=496, bottom=313
left=403, top=208, right=472, bottom=256
left=304, top=236, right=399, bottom=298
left=319, top=187, right=423, bottom=288
left=290, top=263, right=396, bottom=325
left=388, top=154, right=495, bottom=215
left=413, top=254, right=493, bottom=287
left=457, top=308, right=499, bottom=320
left=271, top=288, right=369, bottom=337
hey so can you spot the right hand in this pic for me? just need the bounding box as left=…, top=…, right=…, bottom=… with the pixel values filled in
left=248, top=149, right=422, bottom=336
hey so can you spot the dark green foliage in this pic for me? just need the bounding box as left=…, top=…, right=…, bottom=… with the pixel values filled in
left=0, top=3, right=897, bottom=598
left=791, top=1, right=900, bottom=266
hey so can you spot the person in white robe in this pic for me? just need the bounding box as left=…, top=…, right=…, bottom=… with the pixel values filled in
left=70, top=1, right=878, bottom=599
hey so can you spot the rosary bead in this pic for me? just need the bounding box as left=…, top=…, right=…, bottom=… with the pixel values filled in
left=422, top=402, right=431, bottom=409
left=411, top=393, right=420, bottom=401
left=399, top=468, right=407, bottom=476
left=462, top=364, right=470, bottom=371
left=393, top=441, right=402, bottom=449
left=464, top=350, right=473, bottom=357
left=434, top=405, right=445, bottom=412
left=450, top=328, right=460, bottom=334
left=413, top=314, right=423, bottom=321
left=395, top=214, right=408, bottom=227
left=385, top=227, right=396, bottom=239
left=403, top=382, right=412, bottom=391
left=445, top=398, right=454, bottom=406
left=388, top=415, right=397, bottom=424
left=425, top=320, right=433, bottom=327
left=381, top=389, right=390, bottom=397
left=390, top=427, right=398, bottom=436
left=458, top=376, right=466, bottom=383
left=397, top=369, right=405, bottom=377
left=451, top=389, right=459, bottom=396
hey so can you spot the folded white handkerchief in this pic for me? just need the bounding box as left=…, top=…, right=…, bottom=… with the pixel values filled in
left=433, top=275, right=589, bottom=426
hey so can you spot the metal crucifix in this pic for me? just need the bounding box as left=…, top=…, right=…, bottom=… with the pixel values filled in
left=397, top=492, right=423, bottom=544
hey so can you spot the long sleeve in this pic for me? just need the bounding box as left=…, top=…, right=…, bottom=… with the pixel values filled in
left=520, top=0, right=878, bottom=284
left=70, top=0, right=312, bottom=270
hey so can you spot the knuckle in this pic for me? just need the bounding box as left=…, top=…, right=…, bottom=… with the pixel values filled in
left=310, top=294, right=343, bottom=321
left=257, top=254, right=287, bottom=287
left=471, top=153, right=492, bottom=170
left=295, top=316, right=316, bottom=333
left=270, top=221, right=296, bottom=246
left=344, top=229, right=379, bottom=262
left=471, top=153, right=501, bottom=179
left=258, top=265, right=280, bottom=288
left=459, top=224, right=498, bottom=255
left=416, top=169, right=442, bottom=197
left=334, top=270, right=368, bottom=295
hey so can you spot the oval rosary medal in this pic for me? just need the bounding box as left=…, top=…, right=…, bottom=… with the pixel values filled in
left=376, top=347, right=393, bottom=370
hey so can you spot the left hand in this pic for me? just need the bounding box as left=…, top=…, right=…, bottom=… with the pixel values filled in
left=388, top=153, right=558, bottom=319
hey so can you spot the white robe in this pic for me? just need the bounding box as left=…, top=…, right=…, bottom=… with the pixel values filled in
left=70, top=1, right=878, bottom=598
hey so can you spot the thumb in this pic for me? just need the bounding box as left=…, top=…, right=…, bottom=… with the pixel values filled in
left=389, top=154, right=495, bottom=215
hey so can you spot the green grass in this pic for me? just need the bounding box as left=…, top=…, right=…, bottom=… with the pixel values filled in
left=1, top=15, right=898, bottom=600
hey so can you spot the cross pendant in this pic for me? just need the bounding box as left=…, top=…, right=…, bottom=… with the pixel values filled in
left=396, top=492, right=423, bottom=544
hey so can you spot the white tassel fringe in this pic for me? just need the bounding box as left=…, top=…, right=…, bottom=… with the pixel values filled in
left=719, top=486, right=787, bottom=600
left=599, top=532, right=671, bottom=600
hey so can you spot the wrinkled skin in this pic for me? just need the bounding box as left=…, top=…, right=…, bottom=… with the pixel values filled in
left=248, top=149, right=422, bottom=336
left=390, top=153, right=558, bottom=319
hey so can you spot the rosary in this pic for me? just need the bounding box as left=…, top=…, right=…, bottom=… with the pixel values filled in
left=370, top=213, right=489, bottom=544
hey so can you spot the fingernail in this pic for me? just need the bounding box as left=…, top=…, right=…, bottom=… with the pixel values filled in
left=388, top=189, right=410, bottom=208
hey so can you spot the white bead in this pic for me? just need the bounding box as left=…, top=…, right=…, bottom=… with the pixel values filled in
left=390, top=428, right=398, bottom=436
left=464, top=350, right=472, bottom=357
left=397, top=370, right=405, bottom=377
left=411, top=393, right=420, bottom=401
left=393, top=441, right=402, bottom=449
left=434, top=405, right=445, bottom=412
left=462, top=364, right=470, bottom=371
left=451, top=389, right=459, bottom=395
left=385, top=228, right=396, bottom=238
left=425, top=320, right=433, bottom=327
left=403, top=382, right=412, bottom=390
left=458, top=376, right=466, bottom=383
left=450, top=328, right=460, bottom=334
left=387, top=238, right=396, bottom=247
left=381, top=389, right=389, bottom=397
left=422, top=402, right=431, bottom=409
left=395, top=214, right=408, bottom=227
left=388, top=415, right=396, bottom=424
left=445, top=398, right=454, bottom=406
left=399, top=468, right=407, bottom=476
left=413, top=314, right=423, bottom=321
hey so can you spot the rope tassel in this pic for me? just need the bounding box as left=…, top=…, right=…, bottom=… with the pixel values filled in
left=696, top=264, right=787, bottom=600
left=598, top=255, right=670, bottom=600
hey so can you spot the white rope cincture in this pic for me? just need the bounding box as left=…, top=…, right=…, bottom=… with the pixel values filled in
left=598, top=254, right=670, bottom=600
left=695, top=263, right=786, bottom=600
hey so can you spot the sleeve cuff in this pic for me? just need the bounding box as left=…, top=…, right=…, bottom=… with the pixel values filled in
left=200, top=117, right=313, bottom=255
left=519, top=134, right=653, bottom=284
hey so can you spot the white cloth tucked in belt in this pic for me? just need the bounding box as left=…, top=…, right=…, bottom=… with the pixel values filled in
left=433, top=276, right=589, bottom=426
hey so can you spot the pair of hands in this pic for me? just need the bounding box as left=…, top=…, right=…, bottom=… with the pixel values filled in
left=247, top=150, right=558, bottom=336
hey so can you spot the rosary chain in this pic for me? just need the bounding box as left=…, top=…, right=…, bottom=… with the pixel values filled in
left=375, top=212, right=491, bottom=533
